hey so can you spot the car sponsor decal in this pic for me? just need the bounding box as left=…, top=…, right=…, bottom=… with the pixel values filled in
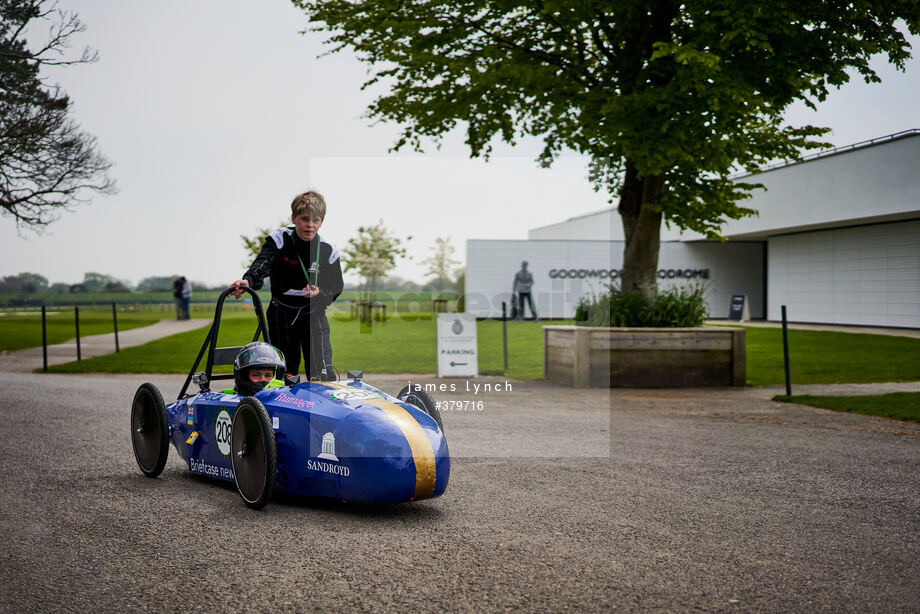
left=273, top=392, right=315, bottom=408
left=319, top=383, right=435, bottom=499
left=306, top=459, right=350, bottom=476
left=186, top=431, right=199, bottom=445
left=215, top=409, right=232, bottom=457
left=306, top=433, right=351, bottom=476
left=318, top=432, right=338, bottom=461
left=272, top=416, right=279, bottom=430
left=190, top=457, right=233, bottom=479
left=328, top=388, right=384, bottom=402
left=187, top=406, right=194, bottom=425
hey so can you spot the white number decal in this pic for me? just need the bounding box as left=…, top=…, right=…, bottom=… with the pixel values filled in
left=330, top=389, right=382, bottom=401
left=215, top=410, right=232, bottom=456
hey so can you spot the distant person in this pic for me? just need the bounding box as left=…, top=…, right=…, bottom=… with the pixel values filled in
left=512, top=260, right=538, bottom=321
left=229, top=190, right=344, bottom=381
left=172, top=276, right=183, bottom=320
left=180, top=276, right=192, bottom=319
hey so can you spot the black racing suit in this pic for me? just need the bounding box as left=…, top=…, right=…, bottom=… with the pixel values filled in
left=243, top=228, right=344, bottom=380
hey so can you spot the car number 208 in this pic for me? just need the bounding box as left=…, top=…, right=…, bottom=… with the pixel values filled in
left=215, top=410, right=232, bottom=456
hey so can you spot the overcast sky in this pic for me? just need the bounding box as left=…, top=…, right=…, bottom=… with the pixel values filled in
left=2, top=1, right=918, bottom=287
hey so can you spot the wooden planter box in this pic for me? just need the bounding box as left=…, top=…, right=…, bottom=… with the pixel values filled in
left=543, top=326, right=745, bottom=388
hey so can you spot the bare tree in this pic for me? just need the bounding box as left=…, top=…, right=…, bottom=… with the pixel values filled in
left=421, top=236, right=460, bottom=294
left=341, top=220, right=409, bottom=304
left=240, top=219, right=288, bottom=265
left=0, top=0, right=114, bottom=228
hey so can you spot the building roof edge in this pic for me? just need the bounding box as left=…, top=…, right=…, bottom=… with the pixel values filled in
left=732, top=129, right=920, bottom=179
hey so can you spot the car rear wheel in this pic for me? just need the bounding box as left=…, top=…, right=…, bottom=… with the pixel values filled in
left=397, top=384, right=444, bottom=431
left=230, top=397, right=276, bottom=510
left=131, top=383, right=169, bottom=477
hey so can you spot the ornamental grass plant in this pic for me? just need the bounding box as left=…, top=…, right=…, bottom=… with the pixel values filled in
left=575, top=284, right=708, bottom=327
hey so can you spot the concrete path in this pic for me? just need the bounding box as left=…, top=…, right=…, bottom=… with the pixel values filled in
left=0, top=317, right=210, bottom=373
left=742, top=380, right=920, bottom=398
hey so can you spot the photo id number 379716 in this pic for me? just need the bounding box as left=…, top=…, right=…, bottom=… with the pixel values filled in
left=435, top=400, right=484, bottom=411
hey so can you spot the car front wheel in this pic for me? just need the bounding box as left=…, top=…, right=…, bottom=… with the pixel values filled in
left=230, top=397, right=277, bottom=510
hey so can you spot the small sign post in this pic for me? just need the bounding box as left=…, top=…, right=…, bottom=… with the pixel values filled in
left=728, top=294, right=749, bottom=321
left=782, top=305, right=792, bottom=396
left=437, top=313, right=478, bottom=377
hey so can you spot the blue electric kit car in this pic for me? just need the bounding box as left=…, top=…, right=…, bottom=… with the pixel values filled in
left=130, top=287, right=449, bottom=509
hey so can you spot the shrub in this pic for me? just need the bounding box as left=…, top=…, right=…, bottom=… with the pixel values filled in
left=574, top=294, right=591, bottom=322
left=577, top=284, right=708, bottom=327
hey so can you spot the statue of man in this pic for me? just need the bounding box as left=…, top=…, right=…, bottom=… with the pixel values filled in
left=512, top=261, right=538, bottom=321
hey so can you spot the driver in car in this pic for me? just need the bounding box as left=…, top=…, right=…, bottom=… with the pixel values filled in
left=233, top=342, right=287, bottom=396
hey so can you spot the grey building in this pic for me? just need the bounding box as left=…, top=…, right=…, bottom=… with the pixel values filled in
left=466, top=131, right=919, bottom=327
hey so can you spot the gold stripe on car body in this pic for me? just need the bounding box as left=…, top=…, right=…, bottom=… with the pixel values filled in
left=317, top=382, right=437, bottom=500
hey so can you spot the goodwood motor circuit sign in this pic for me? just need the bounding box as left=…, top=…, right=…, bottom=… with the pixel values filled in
left=548, top=268, right=711, bottom=280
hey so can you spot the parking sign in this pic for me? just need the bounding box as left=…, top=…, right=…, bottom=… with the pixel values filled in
left=437, top=313, right=478, bottom=377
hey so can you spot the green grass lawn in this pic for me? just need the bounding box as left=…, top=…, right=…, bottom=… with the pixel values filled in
left=0, top=289, right=273, bottom=307
left=742, top=327, right=920, bottom=386
left=44, top=312, right=564, bottom=380
left=39, top=319, right=920, bottom=386
left=43, top=311, right=266, bottom=375
left=772, top=392, right=920, bottom=422
left=0, top=309, right=168, bottom=353
left=0, top=289, right=452, bottom=308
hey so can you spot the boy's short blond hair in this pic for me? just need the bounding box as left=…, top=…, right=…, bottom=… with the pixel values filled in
left=291, top=190, right=327, bottom=220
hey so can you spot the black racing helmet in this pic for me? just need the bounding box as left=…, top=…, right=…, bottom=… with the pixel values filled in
left=233, top=342, right=286, bottom=396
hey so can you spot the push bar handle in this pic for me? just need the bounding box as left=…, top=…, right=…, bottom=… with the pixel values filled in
left=177, top=285, right=272, bottom=399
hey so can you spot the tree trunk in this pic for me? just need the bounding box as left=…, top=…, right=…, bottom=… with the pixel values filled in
left=618, top=160, right=664, bottom=301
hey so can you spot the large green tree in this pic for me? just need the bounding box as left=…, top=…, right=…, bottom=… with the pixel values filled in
left=295, top=0, right=919, bottom=300
left=0, top=0, right=114, bottom=228
left=0, top=271, right=47, bottom=293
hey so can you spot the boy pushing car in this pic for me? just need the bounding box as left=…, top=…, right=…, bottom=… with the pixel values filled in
left=230, top=190, right=344, bottom=380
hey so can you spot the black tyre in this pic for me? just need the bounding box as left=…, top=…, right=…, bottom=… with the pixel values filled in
left=397, top=384, right=444, bottom=431
left=230, top=397, right=277, bottom=510
left=131, top=383, right=169, bottom=477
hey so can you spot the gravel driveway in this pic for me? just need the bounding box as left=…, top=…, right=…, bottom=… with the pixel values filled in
left=0, top=371, right=917, bottom=613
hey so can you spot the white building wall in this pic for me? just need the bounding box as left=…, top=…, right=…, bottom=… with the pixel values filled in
left=466, top=239, right=763, bottom=319
left=768, top=220, right=920, bottom=327
left=528, top=208, right=622, bottom=240
left=720, top=134, right=920, bottom=239
left=528, top=133, right=920, bottom=242
left=679, top=242, right=765, bottom=319
left=521, top=133, right=920, bottom=327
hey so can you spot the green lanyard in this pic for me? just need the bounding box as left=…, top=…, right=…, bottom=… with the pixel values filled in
left=296, top=236, right=321, bottom=288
